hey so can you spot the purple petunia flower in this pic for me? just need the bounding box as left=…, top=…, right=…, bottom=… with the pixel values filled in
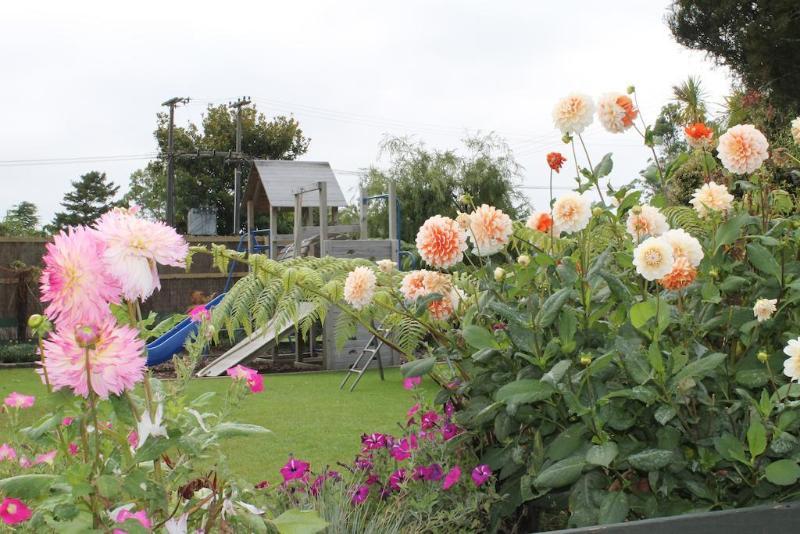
left=352, top=484, right=370, bottom=505
left=442, top=422, right=461, bottom=441
left=280, top=458, right=310, bottom=482
left=389, top=468, right=407, bottom=491
left=443, top=466, right=461, bottom=490
left=471, top=464, right=492, bottom=486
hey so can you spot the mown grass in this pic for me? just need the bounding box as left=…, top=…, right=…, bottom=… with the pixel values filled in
left=0, top=367, right=437, bottom=483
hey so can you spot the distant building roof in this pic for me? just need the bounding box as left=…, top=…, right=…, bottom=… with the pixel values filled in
left=245, top=160, right=349, bottom=208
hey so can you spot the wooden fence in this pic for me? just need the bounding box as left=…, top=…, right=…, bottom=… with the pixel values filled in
left=0, top=236, right=247, bottom=340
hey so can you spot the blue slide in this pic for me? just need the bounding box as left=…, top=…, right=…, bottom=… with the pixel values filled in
left=145, top=292, right=227, bottom=366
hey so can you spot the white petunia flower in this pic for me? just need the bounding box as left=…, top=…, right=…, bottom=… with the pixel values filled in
left=136, top=403, right=168, bottom=450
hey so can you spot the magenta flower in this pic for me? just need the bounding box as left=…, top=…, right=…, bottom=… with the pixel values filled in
left=406, top=403, right=421, bottom=421
left=443, top=466, right=461, bottom=490
left=366, top=473, right=381, bottom=485
left=0, top=444, right=16, bottom=461
left=424, top=463, right=444, bottom=481
left=113, top=508, right=151, bottom=533
left=3, top=392, right=34, bottom=409
left=403, top=376, right=422, bottom=390
left=309, top=475, right=325, bottom=496
left=361, top=433, right=388, bottom=451
left=68, top=443, right=79, bottom=456
left=442, top=422, right=461, bottom=441
left=189, top=305, right=211, bottom=323
left=127, top=431, right=139, bottom=449
left=33, top=450, right=56, bottom=466
left=18, top=457, right=32, bottom=469
left=280, top=458, right=310, bottom=482
left=471, top=464, right=492, bottom=486
left=354, top=456, right=373, bottom=470
left=40, top=226, right=121, bottom=328
left=255, top=480, right=269, bottom=489
left=351, top=484, right=370, bottom=505
left=420, top=411, right=439, bottom=430
left=0, top=497, right=32, bottom=525
left=390, top=439, right=412, bottom=461
left=61, top=417, right=74, bottom=426
left=42, top=320, right=146, bottom=399
left=388, top=468, right=407, bottom=491
left=226, top=365, right=264, bottom=393
left=444, top=401, right=455, bottom=419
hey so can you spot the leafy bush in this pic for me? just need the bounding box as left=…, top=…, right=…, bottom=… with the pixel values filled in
left=0, top=341, right=38, bottom=364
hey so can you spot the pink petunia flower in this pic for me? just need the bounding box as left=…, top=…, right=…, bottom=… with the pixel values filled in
left=389, top=439, right=412, bottom=461
left=444, top=401, right=455, bottom=419
left=40, top=226, right=121, bottom=328
left=18, top=457, right=32, bottom=469
left=280, top=458, right=310, bottom=482
left=3, top=392, right=34, bottom=409
left=354, top=457, right=373, bottom=471
left=127, top=431, right=139, bottom=449
left=226, top=365, right=264, bottom=393
left=94, top=208, right=188, bottom=301
left=0, top=497, right=32, bottom=525
left=0, top=444, right=16, bottom=461
left=388, top=468, right=407, bottom=491
left=442, top=422, right=461, bottom=441
left=189, top=305, right=211, bottom=323
left=351, top=484, right=370, bottom=505
left=406, top=403, right=421, bottom=420
left=41, top=320, right=146, bottom=399
left=113, top=508, right=151, bottom=534
left=420, top=411, right=439, bottom=430
left=61, top=417, right=74, bottom=426
left=33, top=450, right=57, bottom=466
left=68, top=443, right=79, bottom=456
left=443, top=466, right=461, bottom=490
left=471, top=464, right=492, bottom=486
left=402, top=376, right=421, bottom=390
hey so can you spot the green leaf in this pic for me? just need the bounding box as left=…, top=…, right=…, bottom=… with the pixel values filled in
left=736, top=369, right=770, bottom=388
left=586, top=442, right=618, bottom=468
left=542, top=360, right=572, bottom=386
left=211, top=423, right=271, bottom=438
left=547, top=424, right=587, bottom=461
left=271, top=509, right=329, bottom=534
left=495, top=379, right=555, bottom=406
left=654, top=405, right=677, bottom=425
left=714, top=214, right=751, bottom=254
left=462, top=325, right=500, bottom=350
left=400, top=357, right=436, bottom=377
left=747, top=420, right=767, bottom=458
left=535, top=288, right=572, bottom=328
left=746, top=243, right=781, bottom=280
left=672, top=353, right=726, bottom=385
left=534, top=455, right=586, bottom=489
left=593, top=153, right=613, bottom=179
left=626, top=449, right=672, bottom=471
left=629, top=300, right=656, bottom=331
left=598, top=491, right=629, bottom=525
left=0, top=474, right=58, bottom=499
left=715, top=433, right=748, bottom=464
left=765, top=460, right=800, bottom=486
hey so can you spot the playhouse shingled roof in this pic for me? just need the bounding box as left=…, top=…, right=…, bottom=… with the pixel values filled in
left=245, top=160, right=349, bottom=209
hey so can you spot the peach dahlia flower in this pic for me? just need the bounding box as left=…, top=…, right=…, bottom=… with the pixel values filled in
left=344, top=266, right=377, bottom=310
left=717, top=124, right=769, bottom=175
left=467, top=204, right=513, bottom=256
left=689, top=181, right=734, bottom=218
left=415, top=215, right=467, bottom=269
left=552, top=93, right=594, bottom=135
left=597, top=93, right=638, bottom=133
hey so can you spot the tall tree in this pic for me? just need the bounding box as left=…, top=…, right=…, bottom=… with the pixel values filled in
left=51, top=171, right=119, bottom=230
left=354, top=134, right=527, bottom=243
left=0, top=201, right=41, bottom=236
left=124, top=104, right=310, bottom=234
left=668, top=1, right=800, bottom=114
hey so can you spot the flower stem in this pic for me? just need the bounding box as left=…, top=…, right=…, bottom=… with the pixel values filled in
left=577, top=133, right=606, bottom=206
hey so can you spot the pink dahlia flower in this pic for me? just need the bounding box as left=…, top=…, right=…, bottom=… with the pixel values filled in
left=40, top=226, right=121, bottom=328
left=41, top=320, right=146, bottom=399
left=3, top=392, right=35, bottom=409
left=94, top=208, right=188, bottom=301
left=0, top=497, right=32, bottom=525
left=415, top=215, right=467, bottom=269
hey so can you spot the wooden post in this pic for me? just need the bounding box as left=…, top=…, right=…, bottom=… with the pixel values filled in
left=294, top=192, right=302, bottom=258
left=269, top=205, right=278, bottom=260
left=359, top=186, right=368, bottom=239
left=331, top=206, right=339, bottom=225
left=388, top=180, right=398, bottom=262
left=246, top=200, right=254, bottom=256
left=319, top=181, right=328, bottom=257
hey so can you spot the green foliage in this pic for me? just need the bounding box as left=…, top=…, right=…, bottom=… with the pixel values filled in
left=1, top=201, right=43, bottom=237
left=50, top=171, right=119, bottom=231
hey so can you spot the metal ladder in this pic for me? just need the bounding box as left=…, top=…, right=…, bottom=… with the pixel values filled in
left=339, top=330, right=386, bottom=392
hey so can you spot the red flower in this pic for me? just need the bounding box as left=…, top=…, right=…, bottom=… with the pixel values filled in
left=546, top=152, right=567, bottom=173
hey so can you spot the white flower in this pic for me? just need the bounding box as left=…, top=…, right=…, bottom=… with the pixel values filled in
left=783, top=337, right=800, bottom=382
left=552, top=192, right=592, bottom=233
left=690, top=181, right=734, bottom=218
left=552, top=93, right=594, bottom=135
left=376, top=259, right=395, bottom=273
left=661, top=229, right=704, bottom=267
left=632, top=237, right=675, bottom=281
left=164, top=513, right=188, bottom=534
left=596, top=92, right=638, bottom=133
left=753, top=298, right=777, bottom=322
left=136, top=403, right=168, bottom=450
left=493, top=267, right=506, bottom=282
left=237, top=501, right=265, bottom=515
left=625, top=205, right=669, bottom=239
left=717, top=124, right=769, bottom=174
left=343, top=266, right=377, bottom=310
left=791, top=117, right=800, bottom=146
left=467, top=204, right=513, bottom=257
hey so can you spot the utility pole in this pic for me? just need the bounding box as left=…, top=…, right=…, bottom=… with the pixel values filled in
left=161, top=97, right=189, bottom=227
left=229, top=97, right=251, bottom=234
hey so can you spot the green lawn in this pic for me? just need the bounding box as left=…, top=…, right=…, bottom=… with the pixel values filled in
left=0, top=367, right=437, bottom=483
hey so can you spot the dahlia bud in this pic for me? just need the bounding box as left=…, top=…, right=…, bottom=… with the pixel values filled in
left=627, top=85, right=636, bottom=94
left=74, top=325, right=99, bottom=348
left=517, top=254, right=531, bottom=267
left=592, top=207, right=603, bottom=217
left=27, top=314, right=44, bottom=329
left=459, top=194, right=473, bottom=205
left=580, top=354, right=592, bottom=366
left=757, top=351, right=769, bottom=364
left=493, top=267, right=506, bottom=282
left=631, top=205, right=642, bottom=215
left=709, top=268, right=719, bottom=279
left=561, top=134, right=572, bottom=144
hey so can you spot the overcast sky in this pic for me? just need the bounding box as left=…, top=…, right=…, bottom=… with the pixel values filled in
left=0, top=0, right=732, bottom=227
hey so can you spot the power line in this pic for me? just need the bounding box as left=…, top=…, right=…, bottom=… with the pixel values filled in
left=0, top=153, right=158, bottom=167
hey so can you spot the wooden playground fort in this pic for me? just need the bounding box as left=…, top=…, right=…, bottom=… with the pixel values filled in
left=196, top=160, right=401, bottom=384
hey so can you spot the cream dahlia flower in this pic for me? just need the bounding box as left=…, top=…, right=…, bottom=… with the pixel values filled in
left=717, top=124, right=769, bottom=174
left=632, top=236, right=675, bottom=281
left=376, top=259, right=395, bottom=273
left=753, top=298, right=777, bottom=322
left=783, top=337, right=800, bottom=382
left=400, top=270, right=428, bottom=301
left=625, top=205, right=669, bottom=239
left=661, top=228, right=703, bottom=267
left=689, top=181, right=734, bottom=218
left=552, top=192, right=592, bottom=233
left=791, top=117, right=800, bottom=146
left=415, top=215, right=468, bottom=269
left=552, top=93, right=594, bottom=135
left=596, top=93, right=638, bottom=133
left=467, top=204, right=513, bottom=256
left=343, top=266, right=377, bottom=310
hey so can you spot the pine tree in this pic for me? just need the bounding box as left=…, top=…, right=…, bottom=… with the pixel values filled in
left=51, top=171, right=119, bottom=230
